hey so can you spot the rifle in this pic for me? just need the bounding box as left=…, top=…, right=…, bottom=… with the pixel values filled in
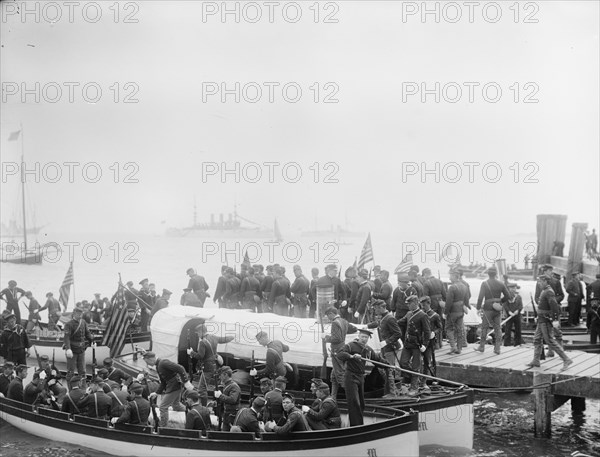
left=187, top=329, right=194, bottom=378
left=530, top=293, right=545, bottom=360
left=319, top=306, right=328, bottom=380
left=249, top=350, right=255, bottom=400
left=214, top=371, right=223, bottom=430
left=92, top=342, right=97, bottom=377
left=150, top=395, right=160, bottom=432
left=129, top=326, right=137, bottom=361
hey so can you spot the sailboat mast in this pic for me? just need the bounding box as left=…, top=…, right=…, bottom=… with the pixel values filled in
left=20, top=124, right=27, bottom=250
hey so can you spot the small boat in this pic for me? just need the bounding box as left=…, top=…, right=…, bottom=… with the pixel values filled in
left=113, top=306, right=474, bottom=452
left=0, top=396, right=419, bottom=456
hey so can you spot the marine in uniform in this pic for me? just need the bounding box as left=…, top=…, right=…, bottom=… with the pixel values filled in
left=303, top=383, right=341, bottom=430
left=186, top=268, right=210, bottom=306
left=61, top=376, right=86, bottom=414
left=445, top=271, right=469, bottom=354
left=408, top=270, right=424, bottom=297
left=7, top=364, right=28, bottom=402
left=181, top=288, right=203, bottom=307
left=290, top=265, right=310, bottom=318
left=64, top=306, right=94, bottom=380
left=354, top=269, right=374, bottom=324
left=336, top=328, right=385, bottom=426
left=421, top=296, right=441, bottom=382
left=262, top=376, right=286, bottom=424
left=184, top=390, right=213, bottom=431
left=372, top=270, right=393, bottom=309
left=150, top=289, right=172, bottom=318
left=323, top=307, right=357, bottom=399
left=391, top=274, right=417, bottom=321
left=223, top=268, right=242, bottom=309
left=265, top=392, right=310, bottom=434
left=24, top=291, right=42, bottom=333
left=0, top=362, right=15, bottom=396
left=240, top=267, right=262, bottom=312
left=502, top=283, right=523, bottom=346
left=39, top=292, right=62, bottom=331
left=475, top=267, right=511, bottom=355
left=566, top=272, right=584, bottom=326
left=232, top=396, right=265, bottom=435
left=112, top=382, right=150, bottom=425
left=308, top=267, right=320, bottom=318
left=77, top=376, right=112, bottom=419
left=214, top=365, right=241, bottom=431
left=269, top=267, right=291, bottom=316
left=0, top=313, right=31, bottom=365
left=252, top=331, right=290, bottom=379
left=398, top=296, right=431, bottom=395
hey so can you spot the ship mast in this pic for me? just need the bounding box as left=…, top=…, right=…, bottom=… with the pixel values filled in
left=20, top=123, right=27, bottom=250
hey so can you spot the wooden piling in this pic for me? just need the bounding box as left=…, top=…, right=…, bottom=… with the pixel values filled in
left=533, top=371, right=554, bottom=437
left=536, top=215, right=567, bottom=265
left=567, top=223, right=588, bottom=279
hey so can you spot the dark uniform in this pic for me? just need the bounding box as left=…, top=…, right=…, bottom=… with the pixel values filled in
left=64, top=313, right=93, bottom=379
left=290, top=273, right=310, bottom=318
left=260, top=273, right=275, bottom=313
left=423, top=306, right=442, bottom=378
left=336, top=332, right=385, bottom=426
left=306, top=395, right=341, bottom=430
left=367, top=308, right=402, bottom=396
left=325, top=314, right=357, bottom=399
left=391, top=283, right=417, bottom=321
left=476, top=275, right=511, bottom=354
left=155, top=357, right=188, bottom=427
left=445, top=279, right=469, bottom=354
left=0, top=286, right=25, bottom=324
left=317, top=275, right=347, bottom=307
left=223, top=275, right=242, bottom=309
left=116, top=396, right=151, bottom=425
left=373, top=279, right=393, bottom=309
left=39, top=296, right=62, bottom=331
left=23, top=378, right=45, bottom=405
left=271, top=405, right=310, bottom=434
left=355, top=279, right=373, bottom=324
left=78, top=390, right=112, bottom=418
left=214, top=272, right=228, bottom=308
left=423, top=277, right=447, bottom=316
left=189, top=333, right=234, bottom=405
left=256, top=340, right=289, bottom=379
left=399, top=308, right=431, bottom=391
left=219, top=377, right=241, bottom=431
left=188, top=274, right=210, bottom=306
left=263, top=387, right=284, bottom=424
left=185, top=403, right=212, bottom=431
left=0, top=369, right=13, bottom=396
left=240, top=275, right=261, bottom=312
left=107, top=388, right=129, bottom=418
left=566, top=277, right=584, bottom=325
left=7, top=376, right=24, bottom=402
left=232, top=406, right=262, bottom=434
left=501, top=292, right=523, bottom=346
left=269, top=276, right=291, bottom=316
left=0, top=321, right=30, bottom=364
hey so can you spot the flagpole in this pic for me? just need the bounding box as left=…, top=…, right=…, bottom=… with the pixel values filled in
left=71, top=261, right=76, bottom=308
left=20, top=123, right=28, bottom=251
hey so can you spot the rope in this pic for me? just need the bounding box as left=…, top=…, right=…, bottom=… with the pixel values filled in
left=360, top=356, right=584, bottom=394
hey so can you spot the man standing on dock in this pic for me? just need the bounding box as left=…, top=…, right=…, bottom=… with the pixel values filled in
left=566, top=272, right=584, bottom=326
left=323, top=307, right=357, bottom=399
left=535, top=265, right=565, bottom=356
left=367, top=300, right=401, bottom=397
left=269, top=267, right=291, bottom=316
left=475, top=267, right=511, bottom=355
left=187, top=268, right=210, bottom=307
left=526, top=275, right=573, bottom=370
left=290, top=265, right=310, bottom=318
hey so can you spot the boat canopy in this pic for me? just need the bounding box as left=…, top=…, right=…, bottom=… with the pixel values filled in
left=151, top=305, right=383, bottom=368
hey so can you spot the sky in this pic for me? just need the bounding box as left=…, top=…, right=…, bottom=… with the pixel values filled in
left=1, top=0, right=599, bottom=239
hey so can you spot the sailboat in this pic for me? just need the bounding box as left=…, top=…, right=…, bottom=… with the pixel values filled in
left=273, top=218, right=283, bottom=242
left=0, top=127, right=43, bottom=265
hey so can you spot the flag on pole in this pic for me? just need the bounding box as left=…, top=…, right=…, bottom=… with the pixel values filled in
left=242, top=250, right=251, bottom=267
left=358, top=233, right=374, bottom=270
left=58, top=262, right=74, bottom=310
left=8, top=131, right=21, bottom=141
left=102, top=277, right=130, bottom=357
left=394, top=254, right=413, bottom=274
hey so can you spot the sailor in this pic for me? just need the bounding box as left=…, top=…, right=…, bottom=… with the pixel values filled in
left=420, top=296, right=441, bottom=384
left=107, top=381, right=129, bottom=419
left=186, top=268, right=210, bottom=306
left=398, top=296, right=431, bottom=396
left=260, top=265, right=275, bottom=313
left=269, top=267, right=291, bottom=316
left=240, top=267, right=262, bottom=312
left=187, top=323, right=234, bottom=406
left=408, top=269, right=424, bottom=298
left=336, top=328, right=385, bottom=426
left=39, top=292, right=62, bottom=331
left=372, top=270, right=393, bottom=309
left=342, top=267, right=358, bottom=321
left=143, top=351, right=193, bottom=428
left=125, top=304, right=142, bottom=334
left=475, top=267, right=511, bottom=355
left=214, top=365, right=241, bottom=431
left=0, top=362, right=15, bottom=396
left=566, top=272, right=584, bottom=326
left=354, top=269, right=374, bottom=324
left=184, top=390, right=213, bottom=431
left=231, top=396, right=265, bottom=435
left=308, top=378, right=325, bottom=408
left=251, top=331, right=290, bottom=379
left=391, top=273, right=417, bottom=322
left=150, top=289, right=172, bottom=318
left=308, top=267, right=320, bottom=318
left=367, top=300, right=402, bottom=397
left=136, top=279, right=153, bottom=332
left=303, top=383, right=341, bottom=430
left=24, top=291, right=42, bottom=334
left=410, top=265, right=426, bottom=286
left=64, top=306, right=94, bottom=380
left=265, top=392, right=310, bottom=434
left=7, top=364, right=28, bottom=402
left=502, top=283, right=523, bottom=346
left=261, top=375, right=286, bottom=424
left=323, top=307, right=358, bottom=399
left=0, top=280, right=26, bottom=325
left=290, top=265, right=310, bottom=318
left=78, top=376, right=112, bottom=419
left=23, top=369, right=48, bottom=406
left=445, top=270, right=470, bottom=354
left=259, top=377, right=273, bottom=395
left=317, top=265, right=347, bottom=310
left=254, top=265, right=266, bottom=288
left=61, top=376, right=86, bottom=414
left=181, top=288, right=202, bottom=307
left=112, top=382, right=150, bottom=425
left=223, top=268, right=242, bottom=309
left=526, top=275, right=573, bottom=370
left=0, top=313, right=31, bottom=365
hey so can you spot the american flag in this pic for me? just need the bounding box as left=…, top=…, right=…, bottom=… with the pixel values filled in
left=242, top=250, right=251, bottom=267
left=58, top=262, right=74, bottom=310
left=102, top=279, right=130, bottom=357
left=394, top=254, right=413, bottom=274
left=358, top=233, right=374, bottom=270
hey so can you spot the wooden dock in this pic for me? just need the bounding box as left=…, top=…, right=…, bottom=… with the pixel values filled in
left=435, top=344, right=600, bottom=399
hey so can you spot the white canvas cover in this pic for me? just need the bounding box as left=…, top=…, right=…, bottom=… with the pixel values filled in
left=151, top=305, right=384, bottom=368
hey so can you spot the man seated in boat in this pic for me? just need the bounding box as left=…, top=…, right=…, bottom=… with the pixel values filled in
left=184, top=390, right=213, bottom=432
left=77, top=376, right=112, bottom=419
left=214, top=365, right=241, bottom=431
left=265, top=392, right=310, bottom=434
left=259, top=377, right=273, bottom=396
left=23, top=369, right=55, bottom=408
left=0, top=313, right=31, bottom=365
left=251, top=331, right=290, bottom=379
left=302, top=382, right=341, bottom=430
left=262, top=376, right=286, bottom=425
left=111, top=382, right=150, bottom=426
left=231, top=395, right=266, bottom=436
left=103, top=357, right=133, bottom=387
left=0, top=361, right=15, bottom=397
left=39, top=292, right=62, bottom=332
left=61, top=376, right=86, bottom=414
left=38, top=355, right=66, bottom=401
left=106, top=380, right=129, bottom=419
left=6, top=364, right=28, bottom=402
left=187, top=323, right=234, bottom=406
left=308, top=378, right=325, bottom=409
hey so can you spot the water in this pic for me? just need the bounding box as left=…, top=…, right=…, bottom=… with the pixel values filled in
left=1, top=231, right=598, bottom=456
